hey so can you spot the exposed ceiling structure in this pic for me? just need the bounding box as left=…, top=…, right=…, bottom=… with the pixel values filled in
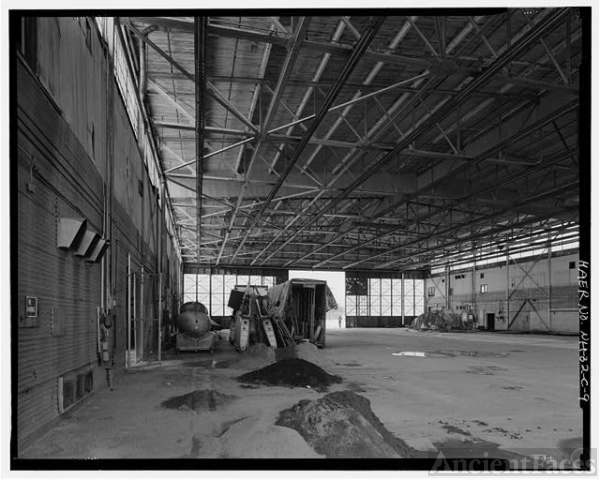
left=119, top=10, right=582, bottom=271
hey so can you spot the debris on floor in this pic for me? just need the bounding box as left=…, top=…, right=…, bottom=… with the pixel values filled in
left=161, top=390, right=238, bottom=412
left=228, top=342, right=277, bottom=371
left=411, top=310, right=476, bottom=331
left=276, top=341, right=332, bottom=368
left=237, top=358, right=342, bottom=391
left=276, top=390, right=415, bottom=458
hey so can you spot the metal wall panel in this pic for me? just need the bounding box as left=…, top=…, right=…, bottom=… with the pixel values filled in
left=17, top=57, right=104, bottom=446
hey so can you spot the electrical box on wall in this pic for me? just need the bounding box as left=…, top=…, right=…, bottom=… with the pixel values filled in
left=20, top=296, right=40, bottom=328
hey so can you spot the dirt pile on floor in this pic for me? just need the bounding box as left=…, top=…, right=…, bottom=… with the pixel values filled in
left=161, top=390, right=237, bottom=412
left=276, top=390, right=414, bottom=458
left=275, top=341, right=332, bottom=368
left=229, top=342, right=276, bottom=370
left=237, top=358, right=342, bottom=391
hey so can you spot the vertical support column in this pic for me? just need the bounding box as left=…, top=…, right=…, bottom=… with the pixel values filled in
left=133, top=268, right=137, bottom=364
left=127, top=253, right=131, bottom=370
left=445, top=265, right=450, bottom=309
left=472, top=261, right=477, bottom=318
left=506, top=246, right=510, bottom=329
left=548, top=230, right=552, bottom=331
left=158, top=181, right=165, bottom=363
left=107, top=18, right=116, bottom=323
left=401, top=273, right=405, bottom=326
left=195, top=16, right=207, bottom=266
left=140, top=266, right=144, bottom=361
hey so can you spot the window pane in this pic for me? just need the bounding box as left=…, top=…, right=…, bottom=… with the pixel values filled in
left=346, top=296, right=357, bottom=316
left=369, top=278, right=381, bottom=316
left=414, top=279, right=424, bottom=316
left=197, top=274, right=211, bottom=308
left=210, top=275, right=224, bottom=316
left=358, top=295, right=369, bottom=316
left=404, top=279, right=415, bottom=316
left=183, top=274, right=197, bottom=303
left=224, top=275, right=237, bottom=315
left=381, top=279, right=392, bottom=316
left=250, top=275, right=262, bottom=286
left=392, top=279, right=402, bottom=316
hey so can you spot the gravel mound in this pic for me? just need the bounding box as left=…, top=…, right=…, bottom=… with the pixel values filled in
left=237, top=358, right=342, bottom=391
left=276, top=390, right=414, bottom=458
left=161, top=390, right=237, bottom=412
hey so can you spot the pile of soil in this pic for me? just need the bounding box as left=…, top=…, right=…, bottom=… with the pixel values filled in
left=276, top=390, right=415, bottom=458
left=230, top=343, right=276, bottom=371
left=161, top=389, right=237, bottom=412
left=275, top=341, right=333, bottom=368
left=237, top=358, right=342, bottom=391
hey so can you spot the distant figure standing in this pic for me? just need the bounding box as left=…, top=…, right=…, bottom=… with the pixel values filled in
left=338, top=315, right=342, bottom=328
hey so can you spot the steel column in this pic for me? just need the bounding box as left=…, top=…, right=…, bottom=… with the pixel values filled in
left=195, top=17, right=207, bottom=263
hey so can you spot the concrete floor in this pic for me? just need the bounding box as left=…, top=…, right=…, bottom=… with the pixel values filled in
left=18, top=328, right=582, bottom=461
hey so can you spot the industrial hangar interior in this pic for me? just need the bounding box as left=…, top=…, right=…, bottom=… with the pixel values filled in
left=12, top=8, right=591, bottom=467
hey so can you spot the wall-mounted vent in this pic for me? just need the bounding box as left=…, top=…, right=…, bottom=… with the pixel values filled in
left=57, top=217, right=87, bottom=249
left=57, top=369, right=93, bottom=414
left=74, top=227, right=100, bottom=257
left=86, top=239, right=109, bottom=263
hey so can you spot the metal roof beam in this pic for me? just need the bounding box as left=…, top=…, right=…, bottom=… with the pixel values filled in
left=147, top=78, right=195, bottom=124
left=290, top=9, right=565, bottom=270
left=219, top=17, right=313, bottom=265
left=128, top=24, right=259, bottom=134
left=239, top=16, right=386, bottom=265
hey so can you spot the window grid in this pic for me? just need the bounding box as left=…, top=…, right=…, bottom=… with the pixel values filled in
left=346, top=277, right=425, bottom=318
left=392, top=279, right=403, bottom=317
left=183, top=273, right=276, bottom=316
left=369, top=278, right=381, bottom=316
